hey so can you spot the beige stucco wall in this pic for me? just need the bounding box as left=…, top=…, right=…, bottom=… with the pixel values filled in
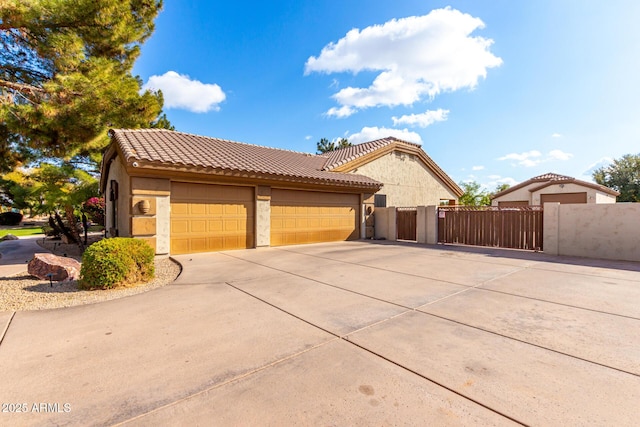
left=546, top=203, right=640, bottom=262
left=531, top=182, right=613, bottom=204
left=375, top=205, right=438, bottom=243
left=352, top=152, right=458, bottom=207
left=595, top=191, right=617, bottom=204
left=104, top=156, right=131, bottom=237
left=373, top=207, right=396, bottom=240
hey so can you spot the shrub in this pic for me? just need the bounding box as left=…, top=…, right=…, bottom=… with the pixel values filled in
left=83, top=197, right=105, bottom=226
left=41, top=225, right=59, bottom=237
left=0, top=211, right=23, bottom=226
left=79, top=238, right=155, bottom=289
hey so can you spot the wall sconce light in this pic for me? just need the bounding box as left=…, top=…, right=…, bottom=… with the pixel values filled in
left=138, top=199, right=150, bottom=214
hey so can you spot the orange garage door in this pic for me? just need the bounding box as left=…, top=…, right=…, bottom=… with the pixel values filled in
left=271, top=189, right=359, bottom=246
left=170, top=182, right=254, bottom=254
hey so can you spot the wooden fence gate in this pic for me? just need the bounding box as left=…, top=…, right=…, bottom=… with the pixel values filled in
left=397, top=207, right=417, bottom=241
left=438, top=206, right=543, bottom=251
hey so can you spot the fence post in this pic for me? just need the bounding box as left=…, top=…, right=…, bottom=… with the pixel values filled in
left=416, top=206, right=427, bottom=243
left=388, top=207, right=397, bottom=241
left=374, top=208, right=388, bottom=240
left=543, top=202, right=560, bottom=255
left=426, top=205, right=438, bottom=245
left=373, top=207, right=398, bottom=241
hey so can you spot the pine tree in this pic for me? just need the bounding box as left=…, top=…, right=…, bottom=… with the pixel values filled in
left=0, top=0, right=168, bottom=172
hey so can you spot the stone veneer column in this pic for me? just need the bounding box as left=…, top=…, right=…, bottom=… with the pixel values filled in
left=255, top=186, right=271, bottom=247
left=130, top=177, right=171, bottom=255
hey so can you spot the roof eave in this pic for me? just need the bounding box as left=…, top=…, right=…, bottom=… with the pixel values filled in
left=125, top=160, right=383, bottom=191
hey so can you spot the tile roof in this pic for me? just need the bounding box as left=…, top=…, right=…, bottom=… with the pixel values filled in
left=528, top=172, right=574, bottom=181
left=319, top=137, right=422, bottom=171
left=107, top=129, right=382, bottom=189
left=319, top=136, right=463, bottom=197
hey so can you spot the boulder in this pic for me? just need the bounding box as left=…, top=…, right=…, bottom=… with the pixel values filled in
left=1, top=234, right=18, bottom=241
left=28, top=253, right=81, bottom=282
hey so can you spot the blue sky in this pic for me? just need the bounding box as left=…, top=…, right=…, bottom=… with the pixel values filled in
left=133, top=1, right=640, bottom=190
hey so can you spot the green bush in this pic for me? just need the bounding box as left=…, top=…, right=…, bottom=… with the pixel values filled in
left=79, top=238, right=155, bottom=289
left=0, top=211, right=23, bottom=226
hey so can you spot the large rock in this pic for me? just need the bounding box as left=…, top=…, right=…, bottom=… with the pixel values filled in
left=28, top=253, right=81, bottom=282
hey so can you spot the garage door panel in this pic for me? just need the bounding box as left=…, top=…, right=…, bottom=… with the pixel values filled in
left=271, top=189, right=359, bottom=246
left=190, top=204, right=206, bottom=215
left=208, top=204, right=223, bottom=215
left=171, top=220, right=189, bottom=235
left=190, top=220, right=207, bottom=233
left=170, top=182, right=254, bottom=254
left=171, top=239, right=190, bottom=254
left=171, top=203, right=189, bottom=215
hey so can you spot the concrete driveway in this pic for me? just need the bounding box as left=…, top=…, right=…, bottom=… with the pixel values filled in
left=1, top=241, right=639, bottom=426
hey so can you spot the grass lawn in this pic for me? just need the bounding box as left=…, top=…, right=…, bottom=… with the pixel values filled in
left=0, top=227, right=44, bottom=238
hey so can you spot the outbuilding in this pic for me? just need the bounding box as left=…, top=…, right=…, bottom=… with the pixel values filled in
left=491, top=172, right=619, bottom=206
left=100, top=129, right=461, bottom=255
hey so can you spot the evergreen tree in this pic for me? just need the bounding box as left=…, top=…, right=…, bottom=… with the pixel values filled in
left=0, top=0, right=168, bottom=172
left=316, top=137, right=352, bottom=154
left=593, top=154, right=640, bottom=202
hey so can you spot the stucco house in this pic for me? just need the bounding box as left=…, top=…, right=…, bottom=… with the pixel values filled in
left=100, top=129, right=462, bottom=255
left=491, top=172, right=619, bottom=206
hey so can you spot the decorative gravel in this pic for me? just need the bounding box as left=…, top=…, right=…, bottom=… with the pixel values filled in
left=0, top=237, right=182, bottom=312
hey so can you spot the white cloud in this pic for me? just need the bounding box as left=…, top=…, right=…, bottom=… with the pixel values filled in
left=392, top=109, right=449, bottom=128
left=305, top=8, right=502, bottom=116
left=347, top=126, right=423, bottom=145
left=548, top=149, right=573, bottom=161
left=472, top=165, right=485, bottom=171
left=497, top=150, right=542, bottom=167
left=551, top=133, right=563, bottom=138
left=143, top=71, right=226, bottom=113
left=305, top=135, right=312, bottom=140
left=325, top=105, right=356, bottom=118
left=497, top=149, right=574, bottom=167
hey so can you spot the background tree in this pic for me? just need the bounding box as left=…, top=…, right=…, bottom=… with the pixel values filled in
left=459, top=181, right=491, bottom=206
left=494, top=183, right=511, bottom=194
left=593, top=154, right=640, bottom=202
left=0, top=0, right=168, bottom=173
left=1, top=163, right=99, bottom=216
left=316, top=137, right=352, bottom=154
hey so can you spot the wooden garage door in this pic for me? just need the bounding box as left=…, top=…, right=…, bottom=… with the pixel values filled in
left=498, top=200, right=529, bottom=207
left=540, top=192, right=587, bottom=205
left=170, top=182, right=254, bottom=254
left=271, top=189, right=359, bottom=246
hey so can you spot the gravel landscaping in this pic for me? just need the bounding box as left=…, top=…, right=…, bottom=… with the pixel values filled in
left=0, top=235, right=181, bottom=311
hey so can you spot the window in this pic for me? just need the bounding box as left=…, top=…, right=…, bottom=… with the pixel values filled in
left=374, top=194, right=387, bottom=207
